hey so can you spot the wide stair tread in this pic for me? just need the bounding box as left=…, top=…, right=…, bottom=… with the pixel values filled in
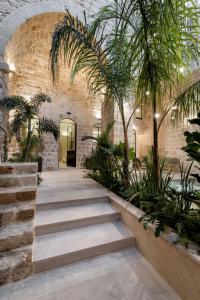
left=35, top=202, right=120, bottom=235
left=37, top=195, right=110, bottom=210
left=33, top=221, right=135, bottom=272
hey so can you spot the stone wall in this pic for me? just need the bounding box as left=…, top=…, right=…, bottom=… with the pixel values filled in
left=162, top=69, right=200, bottom=165
left=0, top=0, right=199, bottom=168
left=0, top=162, right=37, bottom=285
left=4, top=13, right=102, bottom=169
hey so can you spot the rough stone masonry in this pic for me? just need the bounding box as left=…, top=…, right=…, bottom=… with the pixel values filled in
left=0, top=163, right=37, bottom=285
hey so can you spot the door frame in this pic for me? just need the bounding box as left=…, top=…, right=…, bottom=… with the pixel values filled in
left=58, top=118, right=77, bottom=168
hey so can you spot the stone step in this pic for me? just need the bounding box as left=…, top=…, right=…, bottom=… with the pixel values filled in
left=0, top=201, right=35, bottom=225
left=0, top=245, right=33, bottom=285
left=0, top=163, right=38, bottom=175
left=0, top=220, right=34, bottom=253
left=33, top=221, right=135, bottom=273
left=36, top=196, right=110, bottom=211
left=35, top=202, right=120, bottom=235
left=0, top=186, right=37, bottom=204
left=0, top=174, right=37, bottom=188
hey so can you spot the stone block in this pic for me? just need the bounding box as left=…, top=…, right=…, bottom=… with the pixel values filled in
left=17, top=202, right=35, bottom=221
left=0, top=204, right=17, bottom=226
left=0, top=221, right=33, bottom=252
left=0, top=246, right=33, bottom=285
left=0, top=187, right=36, bottom=204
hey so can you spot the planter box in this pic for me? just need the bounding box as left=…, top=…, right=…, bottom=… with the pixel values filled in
left=108, top=191, right=200, bottom=300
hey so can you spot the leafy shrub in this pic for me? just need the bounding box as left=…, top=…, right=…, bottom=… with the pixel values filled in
left=182, top=112, right=200, bottom=183
left=127, top=153, right=200, bottom=247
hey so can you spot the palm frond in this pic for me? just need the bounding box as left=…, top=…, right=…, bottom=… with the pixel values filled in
left=39, top=117, right=59, bottom=141
left=30, top=93, right=52, bottom=115
left=172, top=80, right=200, bottom=123
left=0, top=96, right=25, bottom=110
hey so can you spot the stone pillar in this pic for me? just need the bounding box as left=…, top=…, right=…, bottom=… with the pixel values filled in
left=0, top=162, right=37, bottom=285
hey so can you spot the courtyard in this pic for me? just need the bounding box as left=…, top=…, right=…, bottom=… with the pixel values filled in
left=0, top=0, right=200, bottom=299
left=0, top=169, right=181, bottom=300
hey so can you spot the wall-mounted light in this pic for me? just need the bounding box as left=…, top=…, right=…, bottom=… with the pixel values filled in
left=145, top=91, right=150, bottom=96
left=95, top=111, right=101, bottom=119
left=154, top=113, right=160, bottom=119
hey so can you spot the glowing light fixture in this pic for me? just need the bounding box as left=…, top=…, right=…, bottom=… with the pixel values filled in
left=145, top=91, right=150, bottom=96
left=9, top=63, right=16, bottom=73
left=136, top=108, right=140, bottom=113
left=154, top=113, right=160, bottom=119
left=179, top=66, right=184, bottom=73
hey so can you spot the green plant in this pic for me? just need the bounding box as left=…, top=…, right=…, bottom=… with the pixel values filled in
left=87, top=0, right=200, bottom=190
left=0, top=93, right=59, bottom=162
left=127, top=153, right=200, bottom=247
left=83, top=122, right=129, bottom=194
left=50, top=9, right=140, bottom=186
left=182, top=112, right=200, bottom=183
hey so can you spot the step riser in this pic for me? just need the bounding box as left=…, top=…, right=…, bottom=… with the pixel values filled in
left=35, top=213, right=121, bottom=236
left=0, top=190, right=36, bottom=204
left=34, top=237, right=135, bottom=273
left=0, top=177, right=37, bottom=188
left=37, top=197, right=109, bottom=211
left=0, top=164, right=38, bottom=175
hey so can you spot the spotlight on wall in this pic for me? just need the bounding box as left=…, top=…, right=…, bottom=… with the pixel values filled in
left=9, top=63, right=16, bottom=73
left=95, top=111, right=101, bottom=119
left=154, top=113, right=160, bottom=119
left=179, top=66, right=184, bottom=74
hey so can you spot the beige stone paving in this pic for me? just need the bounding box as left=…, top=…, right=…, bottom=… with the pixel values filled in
left=0, top=169, right=182, bottom=300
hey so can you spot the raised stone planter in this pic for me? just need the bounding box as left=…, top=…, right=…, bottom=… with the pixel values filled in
left=0, top=163, right=37, bottom=285
left=108, top=191, right=200, bottom=300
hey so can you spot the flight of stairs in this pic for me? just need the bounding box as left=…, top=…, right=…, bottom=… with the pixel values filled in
left=34, top=196, right=135, bottom=273
left=0, top=163, right=38, bottom=285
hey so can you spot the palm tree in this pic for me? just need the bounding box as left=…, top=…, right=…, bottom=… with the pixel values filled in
left=0, top=93, right=59, bottom=162
left=50, top=1, right=200, bottom=188
left=83, top=0, right=200, bottom=189
left=50, top=10, right=138, bottom=186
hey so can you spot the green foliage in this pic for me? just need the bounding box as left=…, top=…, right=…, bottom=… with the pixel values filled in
left=0, top=93, right=59, bottom=162
left=125, top=152, right=200, bottom=247
left=83, top=122, right=127, bottom=195
left=182, top=112, right=200, bottom=183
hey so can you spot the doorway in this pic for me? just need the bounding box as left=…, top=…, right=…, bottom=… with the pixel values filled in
left=59, top=118, right=76, bottom=168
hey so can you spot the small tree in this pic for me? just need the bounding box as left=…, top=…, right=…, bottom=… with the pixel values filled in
left=89, top=0, right=200, bottom=189
left=50, top=10, right=138, bottom=185
left=0, top=93, right=59, bottom=162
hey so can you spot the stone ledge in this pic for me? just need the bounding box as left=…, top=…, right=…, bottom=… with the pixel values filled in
left=0, top=187, right=37, bottom=204
left=0, top=220, right=34, bottom=252
left=0, top=174, right=37, bottom=188
left=108, top=191, right=200, bottom=300
left=0, top=246, right=32, bottom=285
left=0, top=163, right=38, bottom=174
left=0, top=201, right=35, bottom=225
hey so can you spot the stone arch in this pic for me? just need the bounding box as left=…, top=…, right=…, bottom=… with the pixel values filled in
left=0, top=0, right=106, bottom=57
left=1, top=10, right=102, bottom=169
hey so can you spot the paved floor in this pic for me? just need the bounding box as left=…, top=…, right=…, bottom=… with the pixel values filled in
left=0, top=168, right=181, bottom=300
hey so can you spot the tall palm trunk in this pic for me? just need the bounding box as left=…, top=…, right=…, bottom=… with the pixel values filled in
left=152, top=91, right=159, bottom=191
left=120, top=104, right=130, bottom=187
left=22, top=118, right=32, bottom=162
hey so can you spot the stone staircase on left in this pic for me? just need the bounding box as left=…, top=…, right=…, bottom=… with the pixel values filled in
left=0, top=163, right=38, bottom=285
